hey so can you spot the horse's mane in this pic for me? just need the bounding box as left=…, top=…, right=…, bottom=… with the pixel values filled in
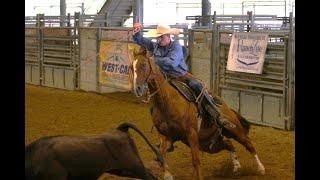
left=136, top=47, right=163, bottom=76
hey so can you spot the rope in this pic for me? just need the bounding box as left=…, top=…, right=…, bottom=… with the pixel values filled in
left=195, top=87, right=206, bottom=103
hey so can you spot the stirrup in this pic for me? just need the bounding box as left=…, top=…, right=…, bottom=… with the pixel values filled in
left=204, top=104, right=237, bottom=129
left=219, top=116, right=236, bottom=128
left=203, top=104, right=222, bottom=126
left=208, top=104, right=236, bottom=128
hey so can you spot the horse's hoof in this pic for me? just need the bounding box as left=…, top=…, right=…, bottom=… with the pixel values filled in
left=164, top=175, right=174, bottom=180
left=233, top=167, right=241, bottom=176
left=232, top=162, right=241, bottom=175
left=258, top=167, right=265, bottom=175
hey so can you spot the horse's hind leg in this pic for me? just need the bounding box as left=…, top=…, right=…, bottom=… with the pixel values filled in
left=158, top=133, right=174, bottom=180
left=210, top=137, right=241, bottom=174
left=234, top=134, right=265, bottom=175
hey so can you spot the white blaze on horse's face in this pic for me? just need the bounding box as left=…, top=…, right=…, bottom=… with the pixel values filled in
left=133, top=59, right=147, bottom=97
left=133, top=59, right=139, bottom=96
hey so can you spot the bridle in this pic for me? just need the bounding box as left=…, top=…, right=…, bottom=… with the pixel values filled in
left=143, top=53, right=168, bottom=99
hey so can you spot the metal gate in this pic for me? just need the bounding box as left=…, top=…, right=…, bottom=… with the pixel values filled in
left=25, top=27, right=80, bottom=90
left=189, top=14, right=295, bottom=130
left=216, top=31, right=294, bottom=130
left=25, top=28, right=41, bottom=85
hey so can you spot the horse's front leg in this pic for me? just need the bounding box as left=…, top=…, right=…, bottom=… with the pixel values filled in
left=187, top=128, right=203, bottom=180
left=158, top=133, right=174, bottom=180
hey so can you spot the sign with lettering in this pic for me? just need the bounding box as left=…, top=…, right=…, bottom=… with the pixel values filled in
left=99, top=41, right=140, bottom=90
left=227, top=32, right=268, bottom=74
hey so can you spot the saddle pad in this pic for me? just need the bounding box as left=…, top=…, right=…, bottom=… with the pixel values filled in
left=169, top=80, right=196, bottom=102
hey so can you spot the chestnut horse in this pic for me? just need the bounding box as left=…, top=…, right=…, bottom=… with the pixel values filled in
left=132, top=47, right=265, bottom=180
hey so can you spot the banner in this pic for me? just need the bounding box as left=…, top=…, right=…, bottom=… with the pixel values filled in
left=227, top=32, right=268, bottom=74
left=99, top=41, right=140, bottom=90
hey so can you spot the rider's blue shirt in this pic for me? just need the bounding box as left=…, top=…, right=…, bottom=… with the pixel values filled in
left=133, top=31, right=188, bottom=77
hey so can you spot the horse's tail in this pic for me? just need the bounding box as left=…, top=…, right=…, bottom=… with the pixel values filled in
left=230, top=109, right=251, bottom=135
left=117, top=122, right=165, bottom=167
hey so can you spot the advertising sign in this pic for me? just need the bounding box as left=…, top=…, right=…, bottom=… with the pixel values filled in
left=227, top=32, right=268, bottom=74
left=99, top=41, right=140, bottom=90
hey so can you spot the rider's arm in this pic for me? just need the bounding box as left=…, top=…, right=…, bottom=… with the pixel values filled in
left=133, top=31, right=155, bottom=52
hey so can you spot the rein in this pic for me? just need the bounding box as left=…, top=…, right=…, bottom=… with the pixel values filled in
left=145, top=56, right=169, bottom=99
left=148, top=72, right=168, bottom=99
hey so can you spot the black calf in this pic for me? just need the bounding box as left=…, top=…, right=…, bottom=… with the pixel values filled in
left=25, top=122, right=164, bottom=180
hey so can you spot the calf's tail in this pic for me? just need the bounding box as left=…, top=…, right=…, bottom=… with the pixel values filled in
left=117, top=122, right=165, bottom=167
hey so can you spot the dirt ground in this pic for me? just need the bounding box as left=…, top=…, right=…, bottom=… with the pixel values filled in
left=25, top=84, right=295, bottom=180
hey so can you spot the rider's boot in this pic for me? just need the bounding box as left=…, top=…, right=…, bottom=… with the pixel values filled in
left=202, top=91, right=224, bottom=127
left=203, top=92, right=236, bottom=129
left=203, top=93, right=236, bottom=129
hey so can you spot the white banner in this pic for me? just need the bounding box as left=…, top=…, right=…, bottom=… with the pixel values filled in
left=227, top=32, right=269, bottom=74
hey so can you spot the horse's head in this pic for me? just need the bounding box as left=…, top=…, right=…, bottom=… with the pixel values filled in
left=132, top=47, right=153, bottom=97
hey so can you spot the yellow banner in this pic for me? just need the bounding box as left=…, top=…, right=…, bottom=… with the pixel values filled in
left=99, top=41, right=140, bottom=90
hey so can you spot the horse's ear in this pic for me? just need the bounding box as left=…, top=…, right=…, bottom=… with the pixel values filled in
left=133, top=45, right=151, bottom=57
left=140, top=46, right=147, bottom=56
left=132, top=44, right=144, bottom=56
left=134, top=46, right=146, bottom=56
left=146, top=50, right=153, bottom=58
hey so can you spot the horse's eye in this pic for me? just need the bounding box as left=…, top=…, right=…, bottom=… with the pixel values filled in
left=141, top=64, right=147, bottom=71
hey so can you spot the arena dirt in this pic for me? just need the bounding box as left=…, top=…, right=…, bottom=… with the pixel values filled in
left=25, top=84, right=294, bottom=180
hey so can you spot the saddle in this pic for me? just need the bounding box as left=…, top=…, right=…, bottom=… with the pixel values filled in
left=169, top=79, right=222, bottom=105
left=169, top=79, right=222, bottom=116
left=169, top=79, right=196, bottom=102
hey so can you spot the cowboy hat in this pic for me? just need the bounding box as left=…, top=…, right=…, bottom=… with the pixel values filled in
left=146, top=24, right=180, bottom=38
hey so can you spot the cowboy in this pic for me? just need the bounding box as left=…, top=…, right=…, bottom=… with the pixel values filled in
left=132, top=23, right=224, bottom=127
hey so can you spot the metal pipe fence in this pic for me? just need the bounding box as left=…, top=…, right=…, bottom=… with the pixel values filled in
left=25, top=12, right=294, bottom=130
left=187, top=12, right=294, bottom=130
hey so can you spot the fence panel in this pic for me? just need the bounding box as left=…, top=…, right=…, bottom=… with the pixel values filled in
left=79, top=27, right=135, bottom=93
left=79, top=28, right=99, bottom=92
left=25, top=27, right=79, bottom=90
left=41, top=27, right=79, bottom=90
left=188, top=12, right=294, bottom=130
left=216, top=31, right=292, bottom=129
left=189, top=29, right=213, bottom=90
left=25, top=28, right=41, bottom=85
